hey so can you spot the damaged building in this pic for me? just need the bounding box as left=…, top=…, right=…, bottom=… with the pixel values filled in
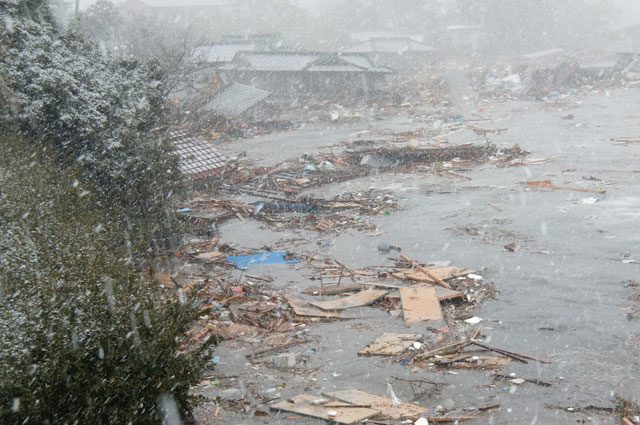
left=217, top=51, right=395, bottom=102
left=343, top=36, right=439, bottom=69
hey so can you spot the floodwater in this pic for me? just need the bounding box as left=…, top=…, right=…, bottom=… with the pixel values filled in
left=199, top=88, right=640, bottom=424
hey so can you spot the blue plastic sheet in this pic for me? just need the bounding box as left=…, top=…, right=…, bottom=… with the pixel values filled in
left=227, top=251, right=298, bottom=268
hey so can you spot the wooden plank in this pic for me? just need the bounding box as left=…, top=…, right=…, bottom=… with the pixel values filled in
left=386, top=285, right=465, bottom=303
left=399, top=255, right=452, bottom=289
left=393, top=266, right=475, bottom=283
left=359, top=333, right=422, bottom=357
left=284, top=295, right=350, bottom=319
left=437, top=354, right=511, bottom=370
left=309, top=290, right=388, bottom=311
left=302, top=284, right=365, bottom=296
left=399, top=287, right=443, bottom=323
left=325, top=389, right=427, bottom=420
left=518, top=180, right=606, bottom=194
left=614, top=137, right=640, bottom=143
left=621, top=418, right=634, bottom=425
left=195, top=251, right=224, bottom=261
left=433, top=285, right=465, bottom=302
left=271, top=394, right=379, bottom=425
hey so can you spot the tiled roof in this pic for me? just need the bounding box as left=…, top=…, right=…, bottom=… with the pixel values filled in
left=344, top=37, right=438, bottom=54
left=193, top=43, right=256, bottom=63
left=169, top=129, right=229, bottom=179
left=203, top=83, right=270, bottom=116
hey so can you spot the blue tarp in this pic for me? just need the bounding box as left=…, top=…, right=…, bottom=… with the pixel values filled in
left=227, top=251, right=298, bottom=268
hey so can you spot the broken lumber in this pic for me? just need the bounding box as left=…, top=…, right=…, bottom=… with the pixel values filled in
left=324, top=389, right=428, bottom=419
left=518, top=180, right=606, bottom=194
left=309, top=290, right=387, bottom=311
left=399, top=254, right=452, bottom=289
left=613, top=137, right=640, bottom=143
left=302, top=284, right=365, bottom=296
left=359, top=333, right=422, bottom=357
left=284, top=294, right=351, bottom=319
left=271, top=394, right=379, bottom=425
left=399, top=286, right=443, bottom=323
left=392, top=266, right=475, bottom=284
left=471, top=341, right=550, bottom=363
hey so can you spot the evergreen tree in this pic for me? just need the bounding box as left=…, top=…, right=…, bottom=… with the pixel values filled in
left=0, top=135, right=214, bottom=424
left=1, top=0, right=182, bottom=252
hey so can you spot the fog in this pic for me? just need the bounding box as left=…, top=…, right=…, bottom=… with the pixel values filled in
left=3, top=0, right=640, bottom=424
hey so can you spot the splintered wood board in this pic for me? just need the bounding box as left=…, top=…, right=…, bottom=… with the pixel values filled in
left=432, top=285, right=465, bottom=301
left=325, top=389, right=428, bottom=419
left=359, top=333, right=423, bottom=357
left=388, top=286, right=465, bottom=303
left=284, top=295, right=349, bottom=319
left=195, top=251, right=224, bottom=261
left=400, top=286, right=443, bottom=323
left=446, top=355, right=511, bottom=370
left=309, top=290, right=388, bottom=311
left=302, top=284, right=365, bottom=296
left=271, top=394, right=379, bottom=424
left=392, top=266, right=475, bottom=283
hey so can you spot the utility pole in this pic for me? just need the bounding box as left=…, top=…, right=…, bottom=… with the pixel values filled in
left=75, top=0, right=80, bottom=23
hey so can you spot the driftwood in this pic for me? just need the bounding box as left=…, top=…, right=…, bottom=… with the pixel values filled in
left=399, top=254, right=452, bottom=289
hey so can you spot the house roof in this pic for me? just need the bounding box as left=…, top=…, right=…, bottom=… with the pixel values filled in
left=521, top=48, right=565, bottom=60
left=230, top=51, right=394, bottom=73
left=447, top=25, right=483, bottom=31
left=193, top=43, right=257, bottom=63
left=344, top=37, right=438, bottom=54
left=351, top=31, right=424, bottom=43
left=202, top=83, right=270, bottom=116
left=236, top=51, right=318, bottom=71
left=169, top=129, right=229, bottom=179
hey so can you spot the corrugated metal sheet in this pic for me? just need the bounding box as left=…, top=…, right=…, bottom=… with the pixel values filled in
left=169, top=130, right=229, bottom=180
left=203, top=83, right=270, bottom=116
left=194, top=43, right=256, bottom=63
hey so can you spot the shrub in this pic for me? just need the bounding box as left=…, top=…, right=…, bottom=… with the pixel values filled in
left=0, top=136, right=213, bottom=424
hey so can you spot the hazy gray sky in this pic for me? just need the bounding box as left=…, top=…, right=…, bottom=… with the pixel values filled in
left=78, top=0, right=640, bottom=27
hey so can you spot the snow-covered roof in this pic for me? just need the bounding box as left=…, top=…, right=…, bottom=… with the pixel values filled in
left=351, top=31, right=424, bottom=43
left=447, top=25, right=483, bottom=31
left=236, top=52, right=318, bottom=71
left=344, top=37, right=438, bottom=54
left=230, top=51, right=393, bottom=73
left=521, top=48, right=565, bottom=60
left=193, top=43, right=257, bottom=63
left=169, top=130, right=229, bottom=180
left=202, top=83, right=270, bottom=116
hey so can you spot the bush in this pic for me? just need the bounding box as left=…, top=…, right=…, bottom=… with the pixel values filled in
left=0, top=4, right=183, bottom=252
left=0, top=136, right=214, bottom=424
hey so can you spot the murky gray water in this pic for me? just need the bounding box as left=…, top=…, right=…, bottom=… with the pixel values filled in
left=202, top=89, right=640, bottom=425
